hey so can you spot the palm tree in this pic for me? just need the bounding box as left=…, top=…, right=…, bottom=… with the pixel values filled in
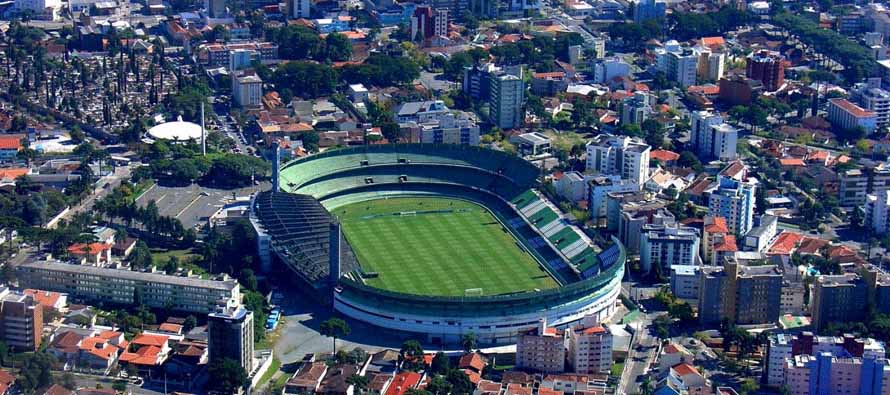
left=319, top=318, right=350, bottom=355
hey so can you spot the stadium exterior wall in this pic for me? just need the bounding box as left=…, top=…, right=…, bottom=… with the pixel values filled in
left=332, top=251, right=624, bottom=345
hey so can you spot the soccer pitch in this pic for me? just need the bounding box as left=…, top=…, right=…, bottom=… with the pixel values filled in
left=334, top=197, right=558, bottom=297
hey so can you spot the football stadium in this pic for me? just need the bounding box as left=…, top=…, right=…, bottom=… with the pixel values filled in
left=252, top=144, right=625, bottom=344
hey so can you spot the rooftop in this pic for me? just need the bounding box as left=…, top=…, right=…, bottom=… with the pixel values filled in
left=19, top=261, right=239, bottom=291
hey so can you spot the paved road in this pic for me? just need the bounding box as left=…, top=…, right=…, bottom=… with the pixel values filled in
left=54, top=164, right=132, bottom=226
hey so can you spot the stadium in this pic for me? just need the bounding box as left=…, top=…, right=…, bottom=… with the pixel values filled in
left=253, top=144, right=625, bottom=344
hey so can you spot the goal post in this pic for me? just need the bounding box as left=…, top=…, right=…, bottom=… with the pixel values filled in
left=464, top=288, right=484, bottom=296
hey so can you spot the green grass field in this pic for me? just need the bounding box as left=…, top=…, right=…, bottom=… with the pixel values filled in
left=335, top=197, right=558, bottom=297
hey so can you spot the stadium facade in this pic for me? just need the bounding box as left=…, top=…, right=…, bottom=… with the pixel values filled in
left=253, top=144, right=626, bottom=344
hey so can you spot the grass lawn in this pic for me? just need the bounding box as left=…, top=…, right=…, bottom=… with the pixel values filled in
left=257, top=357, right=281, bottom=387
left=334, top=197, right=557, bottom=297
left=610, top=361, right=625, bottom=377
left=150, top=248, right=207, bottom=278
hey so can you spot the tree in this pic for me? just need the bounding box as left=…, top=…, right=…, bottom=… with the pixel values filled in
left=319, top=318, right=351, bottom=355
left=302, top=131, right=320, bottom=152
left=381, top=122, right=402, bottom=142
left=430, top=352, right=450, bottom=374
left=400, top=340, right=425, bottom=370
left=426, top=376, right=452, bottom=395
left=16, top=352, right=54, bottom=393
left=641, top=119, right=665, bottom=149
left=184, top=315, right=198, bottom=332
left=207, top=357, right=249, bottom=394
left=324, top=33, right=353, bottom=61
left=128, top=240, right=152, bottom=269
left=61, top=373, right=77, bottom=390
left=346, top=374, right=369, bottom=393
left=461, top=332, right=477, bottom=353
left=271, top=62, right=338, bottom=99
left=445, top=369, right=474, bottom=394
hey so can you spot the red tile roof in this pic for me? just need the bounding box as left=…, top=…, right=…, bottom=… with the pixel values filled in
left=650, top=149, right=680, bottom=162
left=67, top=243, right=111, bottom=256
left=51, top=331, right=84, bottom=353
left=796, top=237, right=829, bottom=255
left=384, top=372, right=421, bottom=395
left=158, top=323, right=183, bottom=334
left=578, top=325, right=608, bottom=334
left=79, top=337, right=120, bottom=361
left=0, top=135, right=23, bottom=150
left=779, top=158, right=806, bottom=167
left=505, top=383, right=533, bottom=395
left=672, top=363, right=699, bottom=377
left=23, top=289, right=62, bottom=309
left=704, top=217, right=729, bottom=234
left=830, top=98, right=876, bottom=118
left=533, top=72, right=566, bottom=80
left=120, top=345, right=163, bottom=366
left=714, top=235, right=738, bottom=252
left=0, top=168, right=29, bottom=180
left=700, top=36, right=725, bottom=48
left=539, top=388, right=563, bottom=395
left=463, top=369, right=482, bottom=384
left=41, top=384, right=73, bottom=395
left=131, top=333, right=168, bottom=348
left=0, top=369, right=13, bottom=386
left=768, top=232, right=803, bottom=255
left=459, top=353, right=486, bottom=372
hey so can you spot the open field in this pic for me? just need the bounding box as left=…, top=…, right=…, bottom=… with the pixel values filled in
left=334, top=197, right=557, bottom=297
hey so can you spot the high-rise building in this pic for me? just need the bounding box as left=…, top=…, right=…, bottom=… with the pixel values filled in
left=811, top=273, right=869, bottom=331
left=433, top=8, right=448, bottom=37
left=489, top=72, right=525, bottom=129
left=516, top=320, right=565, bottom=373
left=695, top=45, right=725, bottom=82
left=746, top=50, right=786, bottom=92
left=208, top=305, right=254, bottom=373
left=619, top=92, right=652, bottom=125
left=867, top=190, right=890, bottom=234
left=840, top=168, right=869, bottom=207
left=851, top=78, right=890, bottom=129
left=690, top=110, right=737, bottom=161
left=639, top=220, right=700, bottom=275
left=765, top=332, right=886, bottom=388
left=784, top=353, right=890, bottom=395
left=655, top=40, right=699, bottom=88
left=698, top=257, right=782, bottom=325
left=233, top=73, right=263, bottom=108
left=0, top=291, right=42, bottom=352
left=632, top=0, right=665, bottom=23
left=292, top=0, right=310, bottom=18
left=585, top=134, right=651, bottom=186
left=462, top=64, right=524, bottom=129
left=828, top=98, right=878, bottom=133
left=588, top=175, right=640, bottom=221
left=566, top=324, right=613, bottom=374
left=430, top=0, right=468, bottom=18
left=708, top=175, right=756, bottom=236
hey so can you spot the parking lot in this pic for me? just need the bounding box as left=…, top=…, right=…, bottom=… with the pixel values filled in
left=135, top=182, right=268, bottom=229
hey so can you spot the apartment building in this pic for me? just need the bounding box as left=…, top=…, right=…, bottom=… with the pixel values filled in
left=566, top=324, right=612, bottom=374
left=784, top=353, right=890, bottom=395
left=746, top=50, right=786, bottom=92
left=588, top=175, right=640, bottom=222
left=655, top=40, right=698, bottom=88
left=585, top=134, right=651, bottom=186
left=233, top=74, right=263, bottom=108
left=766, top=332, right=886, bottom=387
left=689, top=111, right=738, bottom=161
left=639, top=220, right=700, bottom=275
left=707, top=175, right=756, bottom=236
left=852, top=78, right=890, bottom=129
left=698, top=257, right=782, bottom=325
left=208, top=305, right=254, bottom=373
left=17, top=261, right=241, bottom=314
left=516, top=320, right=565, bottom=373
left=198, top=42, right=279, bottom=68
left=0, top=290, right=42, bottom=352
left=811, top=273, right=869, bottom=331
left=828, top=98, right=878, bottom=134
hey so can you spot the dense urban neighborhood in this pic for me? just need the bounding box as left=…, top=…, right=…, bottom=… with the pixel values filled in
left=2, top=0, right=890, bottom=393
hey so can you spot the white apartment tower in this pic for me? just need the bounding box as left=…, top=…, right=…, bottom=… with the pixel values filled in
left=585, top=135, right=651, bottom=186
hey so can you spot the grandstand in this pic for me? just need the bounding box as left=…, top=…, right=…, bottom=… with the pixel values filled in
left=258, top=144, right=626, bottom=344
